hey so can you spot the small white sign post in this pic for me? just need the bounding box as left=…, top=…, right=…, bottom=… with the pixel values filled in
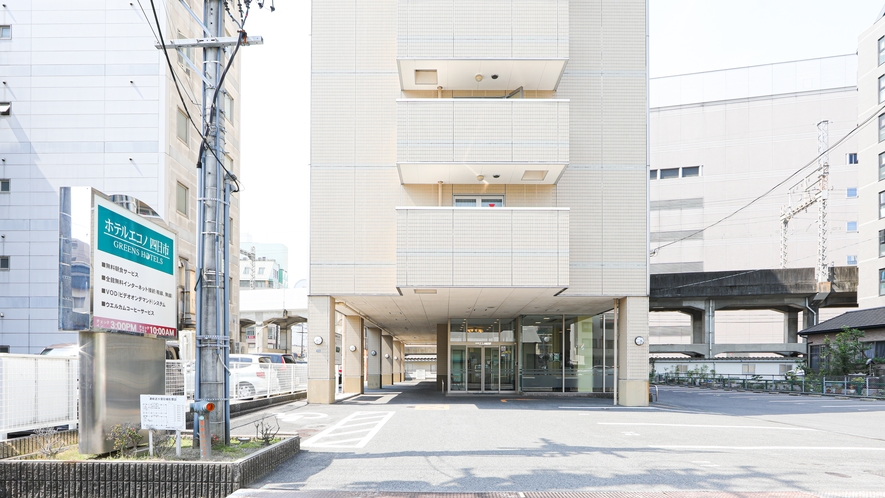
left=140, top=395, right=188, bottom=457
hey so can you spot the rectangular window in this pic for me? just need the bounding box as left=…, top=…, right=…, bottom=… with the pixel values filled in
left=847, top=187, right=857, bottom=198
left=881, top=229, right=885, bottom=257
left=223, top=93, right=234, bottom=122
left=779, top=364, right=791, bottom=374
left=176, top=182, right=188, bottom=217
left=224, top=154, right=234, bottom=172
left=453, top=195, right=504, bottom=207
left=848, top=255, right=858, bottom=265
left=848, top=153, right=858, bottom=164
left=809, top=345, right=821, bottom=371
left=880, top=75, right=885, bottom=104
left=681, top=166, right=700, bottom=177
left=0, top=179, right=8, bottom=192
left=258, top=267, right=265, bottom=275
left=0, top=256, right=8, bottom=270
left=176, top=108, right=188, bottom=144
left=649, top=169, right=657, bottom=180
left=742, top=364, right=755, bottom=374
left=0, top=26, right=9, bottom=39
left=881, top=153, right=885, bottom=181
left=880, top=191, right=885, bottom=219
left=176, top=31, right=193, bottom=76
left=659, top=168, right=679, bottom=179
left=847, top=221, right=858, bottom=232
left=880, top=269, right=885, bottom=296
left=880, top=36, right=885, bottom=65
left=879, top=114, right=885, bottom=142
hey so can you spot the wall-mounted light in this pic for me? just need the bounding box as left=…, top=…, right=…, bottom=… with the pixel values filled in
left=394, top=356, right=398, bottom=360
left=370, top=350, right=377, bottom=356
left=476, top=175, right=484, bottom=181
left=475, top=74, right=483, bottom=82
left=384, top=353, right=390, bottom=359
left=313, top=336, right=323, bottom=345
left=349, top=345, right=357, bottom=352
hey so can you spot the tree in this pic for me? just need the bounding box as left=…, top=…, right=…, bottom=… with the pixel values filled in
left=821, top=326, right=870, bottom=376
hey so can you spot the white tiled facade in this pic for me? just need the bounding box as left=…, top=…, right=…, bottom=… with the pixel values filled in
left=0, top=1, right=240, bottom=352
left=858, top=17, right=885, bottom=309
left=310, top=0, right=648, bottom=404
left=649, top=56, right=860, bottom=344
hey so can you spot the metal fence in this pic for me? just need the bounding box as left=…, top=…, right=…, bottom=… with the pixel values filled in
left=654, top=373, right=885, bottom=396
left=165, top=361, right=307, bottom=400
left=0, top=355, right=78, bottom=439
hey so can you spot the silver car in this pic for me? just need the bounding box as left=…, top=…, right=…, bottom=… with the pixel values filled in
left=229, top=354, right=280, bottom=399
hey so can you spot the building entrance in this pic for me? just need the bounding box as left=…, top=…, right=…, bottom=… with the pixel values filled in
left=452, top=344, right=516, bottom=392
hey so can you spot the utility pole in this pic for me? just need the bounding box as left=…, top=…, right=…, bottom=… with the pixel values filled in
left=157, top=0, right=264, bottom=447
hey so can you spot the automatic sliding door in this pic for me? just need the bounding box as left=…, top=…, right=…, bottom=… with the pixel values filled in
left=467, top=347, right=482, bottom=391
left=484, top=347, right=499, bottom=392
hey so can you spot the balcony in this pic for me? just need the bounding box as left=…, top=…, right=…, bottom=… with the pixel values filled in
left=396, top=207, right=569, bottom=288
left=397, top=0, right=568, bottom=91
left=397, top=98, right=568, bottom=184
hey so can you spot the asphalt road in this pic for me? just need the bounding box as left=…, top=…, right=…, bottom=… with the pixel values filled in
left=228, top=381, right=885, bottom=496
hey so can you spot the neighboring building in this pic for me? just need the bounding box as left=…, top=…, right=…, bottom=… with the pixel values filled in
left=308, top=0, right=650, bottom=404
left=0, top=2, right=241, bottom=352
left=239, top=256, right=288, bottom=289
left=649, top=55, right=860, bottom=347
left=858, top=11, right=885, bottom=309
left=799, top=306, right=885, bottom=373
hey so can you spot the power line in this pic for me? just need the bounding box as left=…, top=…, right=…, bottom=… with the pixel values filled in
left=651, top=101, right=885, bottom=256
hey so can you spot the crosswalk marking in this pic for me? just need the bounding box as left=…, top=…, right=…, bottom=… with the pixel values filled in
left=302, top=411, right=395, bottom=449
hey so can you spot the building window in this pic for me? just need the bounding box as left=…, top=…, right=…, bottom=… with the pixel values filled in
left=879, top=114, right=885, bottom=142
left=0, top=256, right=8, bottom=270
left=224, top=154, right=234, bottom=172
left=681, top=166, right=700, bottom=177
left=223, top=92, right=234, bottom=122
left=258, top=267, right=265, bottom=275
left=848, top=153, right=858, bottom=164
left=0, top=179, right=8, bottom=192
left=847, top=255, right=858, bottom=265
left=176, top=108, right=189, bottom=144
left=176, top=182, right=188, bottom=217
left=881, top=229, right=885, bottom=257
left=742, top=364, right=755, bottom=374
left=847, top=187, right=857, bottom=198
left=880, top=36, right=885, bottom=65
left=176, top=31, right=194, bottom=76
left=453, top=195, right=504, bottom=207
left=847, top=221, right=858, bottom=232
left=809, top=345, right=821, bottom=371
left=880, top=191, right=885, bottom=219
left=879, top=268, right=885, bottom=296
left=880, top=75, right=885, bottom=104
left=649, top=170, right=657, bottom=180
left=659, top=168, right=679, bottom=179
left=0, top=26, right=9, bottom=39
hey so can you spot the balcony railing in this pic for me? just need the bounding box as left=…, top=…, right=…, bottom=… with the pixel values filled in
left=396, top=207, right=569, bottom=288
left=397, top=98, right=568, bottom=184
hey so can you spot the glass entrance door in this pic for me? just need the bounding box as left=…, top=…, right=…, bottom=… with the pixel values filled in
left=467, top=347, right=482, bottom=391
left=484, top=347, right=499, bottom=392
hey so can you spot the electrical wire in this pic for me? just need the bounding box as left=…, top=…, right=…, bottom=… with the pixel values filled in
left=148, top=0, right=242, bottom=191
left=651, top=100, right=885, bottom=255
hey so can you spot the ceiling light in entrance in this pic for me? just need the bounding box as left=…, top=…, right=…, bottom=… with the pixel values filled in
left=414, top=289, right=437, bottom=294
left=522, top=170, right=549, bottom=181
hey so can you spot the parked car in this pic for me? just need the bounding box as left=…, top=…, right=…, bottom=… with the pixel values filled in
left=39, top=343, right=79, bottom=356
left=263, top=353, right=297, bottom=367
left=229, top=354, right=280, bottom=399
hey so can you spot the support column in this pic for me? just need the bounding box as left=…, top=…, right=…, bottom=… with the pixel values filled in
left=686, top=309, right=705, bottom=344
left=616, top=296, right=650, bottom=407
left=394, top=340, right=404, bottom=382
left=704, top=299, right=715, bottom=359
left=366, top=327, right=382, bottom=389
left=343, top=315, right=364, bottom=394
left=381, top=334, right=394, bottom=386
left=436, top=324, right=448, bottom=391
left=307, top=296, right=336, bottom=404
left=783, top=309, right=799, bottom=343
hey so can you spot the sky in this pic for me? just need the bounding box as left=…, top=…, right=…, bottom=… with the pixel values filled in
left=237, top=0, right=885, bottom=285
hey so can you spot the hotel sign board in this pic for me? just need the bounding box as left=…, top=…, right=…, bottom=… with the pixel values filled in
left=58, top=187, right=177, bottom=337
left=92, top=195, right=177, bottom=337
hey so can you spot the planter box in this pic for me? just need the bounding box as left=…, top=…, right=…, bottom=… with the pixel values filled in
left=0, top=436, right=299, bottom=498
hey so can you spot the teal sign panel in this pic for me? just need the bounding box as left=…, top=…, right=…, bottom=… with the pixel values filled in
left=96, top=205, right=174, bottom=275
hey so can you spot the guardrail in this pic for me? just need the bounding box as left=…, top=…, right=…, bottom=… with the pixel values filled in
left=165, top=360, right=307, bottom=400
left=653, top=373, right=885, bottom=396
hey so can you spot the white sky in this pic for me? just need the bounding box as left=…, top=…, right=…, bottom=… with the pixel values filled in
left=238, top=0, right=884, bottom=285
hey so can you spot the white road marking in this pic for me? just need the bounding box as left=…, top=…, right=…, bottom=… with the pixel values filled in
left=650, top=445, right=885, bottom=451
left=302, top=411, right=395, bottom=449
left=622, top=431, right=641, bottom=436
left=276, top=412, right=328, bottom=423
left=599, top=422, right=813, bottom=431
left=559, top=406, right=661, bottom=410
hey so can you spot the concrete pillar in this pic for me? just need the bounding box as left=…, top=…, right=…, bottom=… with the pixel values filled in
left=394, top=340, right=404, bottom=382
left=366, top=327, right=382, bottom=389
left=307, top=296, right=336, bottom=404
left=686, top=309, right=705, bottom=344
left=704, top=299, right=715, bottom=358
left=784, top=309, right=799, bottom=343
left=616, top=296, right=649, bottom=407
left=381, top=334, right=394, bottom=386
left=436, top=323, right=448, bottom=391
left=343, top=315, right=364, bottom=394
